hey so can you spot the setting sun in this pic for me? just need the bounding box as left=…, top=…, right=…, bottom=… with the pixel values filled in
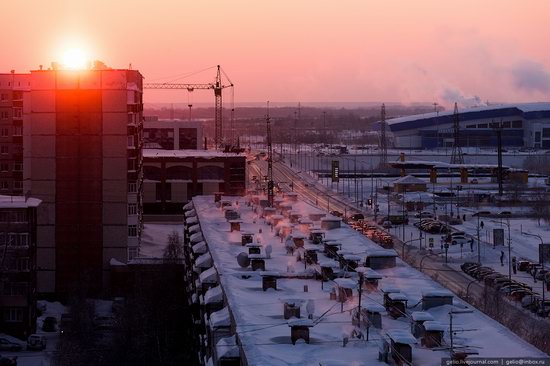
left=61, top=48, right=89, bottom=69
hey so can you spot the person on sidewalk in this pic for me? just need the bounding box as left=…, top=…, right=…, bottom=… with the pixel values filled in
left=500, top=251, right=505, bottom=266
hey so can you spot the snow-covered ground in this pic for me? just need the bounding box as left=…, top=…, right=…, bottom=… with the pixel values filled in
left=191, top=195, right=546, bottom=365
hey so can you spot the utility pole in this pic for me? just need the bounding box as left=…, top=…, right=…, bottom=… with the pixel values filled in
left=450, top=103, right=465, bottom=165
left=266, top=102, right=274, bottom=207
left=379, top=104, right=388, bottom=170
left=496, top=121, right=504, bottom=196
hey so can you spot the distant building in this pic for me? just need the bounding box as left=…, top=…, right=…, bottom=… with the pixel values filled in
left=385, top=103, right=550, bottom=149
left=0, top=72, right=29, bottom=196
left=144, top=119, right=204, bottom=150
left=0, top=195, right=41, bottom=339
left=143, top=149, right=246, bottom=215
left=391, top=175, right=427, bottom=193
left=20, top=63, right=144, bottom=295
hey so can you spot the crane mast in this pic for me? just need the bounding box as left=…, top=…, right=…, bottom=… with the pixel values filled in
left=266, top=102, right=274, bottom=207
left=143, top=65, right=233, bottom=149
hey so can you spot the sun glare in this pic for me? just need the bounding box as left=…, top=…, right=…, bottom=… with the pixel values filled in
left=62, top=48, right=89, bottom=70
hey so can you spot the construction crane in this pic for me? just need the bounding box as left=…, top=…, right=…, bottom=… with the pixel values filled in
left=266, top=102, right=274, bottom=207
left=144, top=65, right=234, bottom=149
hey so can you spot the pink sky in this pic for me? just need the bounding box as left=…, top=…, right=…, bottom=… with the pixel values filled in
left=3, top=0, right=550, bottom=106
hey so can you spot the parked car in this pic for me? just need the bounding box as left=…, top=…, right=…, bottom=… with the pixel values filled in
left=470, top=178, right=479, bottom=184
left=42, top=316, right=57, bottom=332
left=451, top=236, right=469, bottom=246
left=27, top=334, right=47, bottom=351
left=382, top=221, right=392, bottom=229
left=349, top=213, right=365, bottom=221
left=472, top=211, right=491, bottom=217
left=59, top=313, right=73, bottom=336
left=414, top=211, right=434, bottom=218
left=329, top=210, right=343, bottom=218
left=0, top=338, right=22, bottom=352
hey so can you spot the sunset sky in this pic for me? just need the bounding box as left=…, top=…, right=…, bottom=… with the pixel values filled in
left=3, top=0, right=550, bottom=107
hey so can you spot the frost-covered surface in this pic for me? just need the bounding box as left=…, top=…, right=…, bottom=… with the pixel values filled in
left=193, top=195, right=546, bottom=365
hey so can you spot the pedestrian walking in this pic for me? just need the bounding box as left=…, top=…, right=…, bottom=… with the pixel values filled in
left=500, top=251, right=505, bottom=266
left=462, top=214, right=466, bottom=222
left=512, top=257, right=517, bottom=275
left=470, top=238, right=474, bottom=253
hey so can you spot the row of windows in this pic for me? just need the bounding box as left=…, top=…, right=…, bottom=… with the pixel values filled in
left=0, top=233, right=30, bottom=247
left=3, top=307, right=23, bottom=322
left=0, top=126, right=22, bottom=136
left=2, top=282, right=28, bottom=296
left=0, top=181, right=23, bottom=190
left=0, top=162, right=22, bottom=172
left=465, top=120, right=523, bottom=129
left=128, top=225, right=138, bottom=237
left=0, top=211, right=27, bottom=222
left=144, top=165, right=225, bottom=181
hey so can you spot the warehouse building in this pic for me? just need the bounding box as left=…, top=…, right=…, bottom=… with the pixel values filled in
left=386, top=103, right=550, bottom=149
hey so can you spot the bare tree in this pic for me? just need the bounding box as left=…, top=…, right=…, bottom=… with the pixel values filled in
left=532, top=191, right=550, bottom=226
left=163, top=231, right=183, bottom=260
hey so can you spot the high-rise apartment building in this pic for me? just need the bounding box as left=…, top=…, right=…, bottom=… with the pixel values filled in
left=0, top=72, right=29, bottom=196
left=22, top=63, right=143, bottom=295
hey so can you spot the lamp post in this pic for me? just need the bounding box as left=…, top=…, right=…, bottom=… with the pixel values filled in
left=474, top=211, right=487, bottom=264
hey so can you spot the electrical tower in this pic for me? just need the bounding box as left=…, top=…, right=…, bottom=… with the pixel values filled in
left=450, top=102, right=465, bottom=164
left=144, top=65, right=233, bottom=149
left=379, top=103, right=388, bottom=169
left=266, top=102, right=274, bottom=207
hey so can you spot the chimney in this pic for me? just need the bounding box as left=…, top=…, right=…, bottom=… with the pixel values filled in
left=39, top=65, right=43, bottom=70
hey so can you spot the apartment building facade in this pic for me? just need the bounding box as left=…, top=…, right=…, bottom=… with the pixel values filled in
left=0, top=72, right=29, bottom=196
left=0, top=195, right=41, bottom=339
left=23, top=65, right=144, bottom=295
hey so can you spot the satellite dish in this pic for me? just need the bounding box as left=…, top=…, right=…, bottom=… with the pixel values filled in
left=237, top=252, right=250, bottom=268
left=265, top=244, right=272, bottom=259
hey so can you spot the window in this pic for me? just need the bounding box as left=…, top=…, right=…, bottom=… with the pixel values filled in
left=13, top=126, right=22, bottom=136
left=477, top=124, right=488, bottom=128
left=0, top=181, right=8, bottom=190
left=128, top=182, right=137, bottom=193
left=127, top=135, right=135, bottom=147
left=13, top=108, right=22, bottom=119
left=15, top=257, right=29, bottom=272
left=128, top=203, right=137, bottom=215
left=512, top=120, right=523, bottom=128
left=535, top=131, right=541, bottom=143
left=128, top=158, right=136, bottom=171
left=1, top=145, right=8, bottom=154
left=155, top=183, right=171, bottom=201
left=0, top=163, right=8, bottom=172
left=501, top=121, right=511, bottom=129
left=13, top=162, right=22, bottom=172
left=0, top=111, right=8, bottom=120
left=127, top=114, right=134, bottom=124
left=466, top=124, right=476, bottom=129
left=489, top=122, right=500, bottom=129
left=0, top=93, right=7, bottom=101
left=543, top=129, right=550, bottom=138
left=14, top=181, right=22, bottom=190
left=0, top=128, right=8, bottom=137
left=8, top=233, right=29, bottom=247
left=3, top=308, right=23, bottom=322
left=128, top=225, right=138, bottom=237
left=128, top=247, right=138, bottom=260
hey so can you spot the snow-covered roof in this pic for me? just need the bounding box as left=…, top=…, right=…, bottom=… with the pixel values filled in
left=387, top=329, right=417, bottom=344
left=422, top=289, right=454, bottom=298
left=364, top=303, right=385, bottom=313
left=392, top=175, right=427, bottom=185
left=387, top=292, right=408, bottom=301
left=195, top=252, right=212, bottom=268
left=199, top=266, right=218, bottom=284
left=411, top=311, right=435, bottom=322
left=204, top=285, right=223, bottom=305
left=192, top=241, right=208, bottom=255
left=334, top=278, right=357, bottom=289
left=423, top=321, right=446, bottom=332
left=216, top=335, right=239, bottom=359
left=367, top=249, right=398, bottom=258
left=0, top=195, right=42, bottom=208
left=190, top=232, right=204, bottom=243
left=144, top=148, right=244, bottom=159
left=209, top=306, right=231, bottom=328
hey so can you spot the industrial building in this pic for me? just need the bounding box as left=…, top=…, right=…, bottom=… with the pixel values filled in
left=19, top=63, right=144, bottom=295
left=386, top=103, right=550, bottom=149
left=143, top=118, right=204, bottom=150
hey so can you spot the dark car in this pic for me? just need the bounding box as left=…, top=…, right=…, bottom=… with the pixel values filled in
left=350, top=213, right=365, bottom=221
left=329, top=210, right=343, bottom=218
left=42, top=316, right=57, bottom=332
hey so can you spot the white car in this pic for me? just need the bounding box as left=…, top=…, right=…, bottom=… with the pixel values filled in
left=451, top=236, right=469, bottom=245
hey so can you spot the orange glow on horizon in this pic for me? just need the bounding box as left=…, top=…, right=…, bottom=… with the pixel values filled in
left=61, top=48, right=89, bottom=70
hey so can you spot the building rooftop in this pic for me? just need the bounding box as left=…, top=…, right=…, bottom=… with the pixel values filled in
left=143, top=149, right=243, bottom=159
left=189, top=195, right=543, bottom=365
left=0, top=195, right=41, bottom=208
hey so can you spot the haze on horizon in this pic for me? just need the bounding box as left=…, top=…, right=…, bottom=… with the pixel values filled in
left=3, top=0, right=550, bottom=108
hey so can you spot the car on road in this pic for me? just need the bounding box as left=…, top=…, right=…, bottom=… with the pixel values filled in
left=382, top=221, right=392, bottom=229
left=329, top=210, right=343, bottom=218
left=27, top=334, right=47, bottom=351
left=472, top=211, right=491, bottom=216
left=0, top=338, right=22, bottom=352
left=499, top=211, right=512, bottom=216
left=349, top=213, right=365, bottom=221
left=451, top=236, right=469, bottom=246
left=470, top=178, right=479, bottom=184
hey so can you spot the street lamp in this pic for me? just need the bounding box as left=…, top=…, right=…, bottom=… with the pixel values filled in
left=474, top=211, right=488, bottom=264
